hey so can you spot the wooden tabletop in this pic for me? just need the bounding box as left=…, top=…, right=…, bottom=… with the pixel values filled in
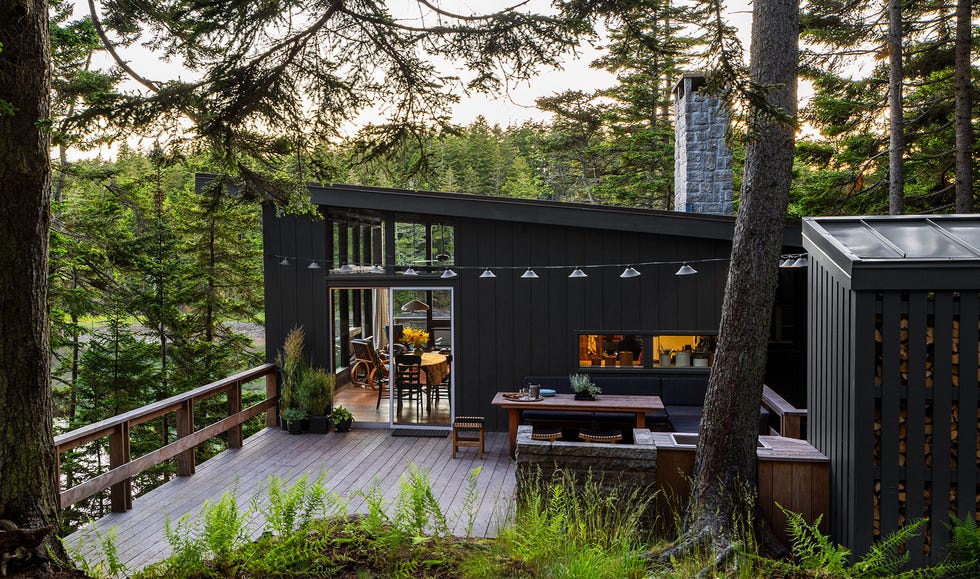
left=419, top=352, right=447, bottom=366
left=490, top=392, right=663, bottom=412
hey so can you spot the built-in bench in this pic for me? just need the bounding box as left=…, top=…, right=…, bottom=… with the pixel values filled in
left=521, top=375, right=771, bottom=435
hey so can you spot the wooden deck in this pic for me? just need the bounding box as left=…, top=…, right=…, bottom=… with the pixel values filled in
left=65, top=427, right=515, bottom=572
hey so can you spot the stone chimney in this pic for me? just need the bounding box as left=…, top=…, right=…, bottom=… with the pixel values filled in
left=673, top=73, right=733, bottom=215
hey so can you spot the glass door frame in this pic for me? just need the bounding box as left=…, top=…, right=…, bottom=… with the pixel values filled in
left=388, top=285, right=455, bottom=431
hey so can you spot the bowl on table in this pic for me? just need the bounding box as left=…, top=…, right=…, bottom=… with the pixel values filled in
left=539, top=388, right=556, bottom=397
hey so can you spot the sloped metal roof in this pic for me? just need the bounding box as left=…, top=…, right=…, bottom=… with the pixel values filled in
left=803, top=215, right=980, bottom=290
left=307, top=182, right=804, bottom=246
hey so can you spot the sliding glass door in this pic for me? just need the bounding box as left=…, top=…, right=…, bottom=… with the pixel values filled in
left=389, top=287, right=454, bottom=429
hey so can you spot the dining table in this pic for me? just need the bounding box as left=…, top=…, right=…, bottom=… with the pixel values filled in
left=490, top=392, right=664, bottom=458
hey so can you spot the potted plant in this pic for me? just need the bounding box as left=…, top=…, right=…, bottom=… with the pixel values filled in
left=297, top=366, right=335, bottom=434
left=282, top=408, right=308, bottom=435
left=658, top=346, right=673, bottom=367
left=569, top=373, right=601, bottom=401
left=276, top=327, right=305, bottom=429
left=331, top=405, right=354, bottom=432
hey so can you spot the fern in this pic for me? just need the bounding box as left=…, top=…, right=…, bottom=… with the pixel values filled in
left=947, top=516, right=980, bottom=568
left=768, top=505, right=966, bottom=578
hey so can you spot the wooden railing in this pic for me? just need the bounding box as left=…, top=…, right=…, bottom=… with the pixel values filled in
left=761, top=385, right=807, bottom=439
left=54, top=363, right=278, bottom=512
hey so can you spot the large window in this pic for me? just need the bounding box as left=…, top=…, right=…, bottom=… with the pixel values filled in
left=577, top=333, right=718, bottom=369
left=394, top=221, right=454, bottom=272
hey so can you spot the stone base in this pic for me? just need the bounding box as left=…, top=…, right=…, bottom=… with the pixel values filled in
left=515, top=425, right=658, bottom=520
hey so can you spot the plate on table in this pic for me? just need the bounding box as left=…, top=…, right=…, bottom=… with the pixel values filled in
left=502, top=392, right=544, bottom=401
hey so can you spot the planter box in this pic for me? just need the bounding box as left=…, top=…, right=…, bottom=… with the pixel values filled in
left=308, top=415, right=330, bottom=434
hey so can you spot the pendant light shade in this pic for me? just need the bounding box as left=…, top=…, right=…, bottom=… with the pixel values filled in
left=401, top=299, right=430, bottom=312
left=520, top=268, right=539, bottom=279
left=440, top=268, right=458, bottom=279
left=620, top=266, right=641, bottom=278
left=279, top=257, right=290, bottom=266
left=403, top=267, right=418, bottom=276
left=791, top=255, right=809, bottom=268
left=370, top=264, right=385, bottom=274
left=675, top=263, right=698, bottom=276
left=337, top=263, right=351, bottom=273
left=568, top=267, right=588, bottom=278
left=779, top=257, right=795, bottom=268
left=308, top=260, right=322, bottom=270
left=479, top=268, right=496, bottom=278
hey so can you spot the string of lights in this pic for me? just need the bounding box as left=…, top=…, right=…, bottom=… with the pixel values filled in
left=270, top=253, right=808, bottom=278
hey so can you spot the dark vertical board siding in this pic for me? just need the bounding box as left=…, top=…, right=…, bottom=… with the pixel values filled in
left=547, top=227, right=569, bottom=373
left=262, top=206, right=281, bottom=363
left=956, top=292, right=978, bottom=524
left=932, top=292, right=954, bottom=552
left=474, top=219, right=501, bottom=429
left=565, top=229, right=587, bottom=368
left=583, top=228, right=604, bottom=331
left=311, top=218, right=329, bottom=368
left=852, top=291, right=876, bottom=556
left=907, top=292, right=928, bottom=565
left=880, top=292, right=901, bottom=536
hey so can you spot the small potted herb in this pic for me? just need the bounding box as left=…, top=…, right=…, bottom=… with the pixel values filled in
left=282, top=408, right=308, bottom=435
left=331, top=405, right=354, bottom=432
left=569, top=373, right=601, bottom=401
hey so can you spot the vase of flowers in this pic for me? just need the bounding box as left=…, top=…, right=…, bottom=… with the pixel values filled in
left=401, top=327, right=430, bottom=354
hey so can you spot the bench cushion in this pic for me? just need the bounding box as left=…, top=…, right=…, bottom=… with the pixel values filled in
left=661, top=378, right=709, bottom=406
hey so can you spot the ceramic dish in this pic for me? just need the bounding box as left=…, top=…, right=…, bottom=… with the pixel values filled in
left=540, top=388, right=556, bottom=397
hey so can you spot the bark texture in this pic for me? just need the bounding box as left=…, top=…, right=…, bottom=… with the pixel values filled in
left=0, top=0, right=67, bottom=564
left=953, top=0, right=974, bottom=213
left=676, top=0, right=798, bottom=561
left=887, top=0, right=905, bottom=215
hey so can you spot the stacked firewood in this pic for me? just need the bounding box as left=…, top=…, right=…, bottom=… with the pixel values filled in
left=870, top=313, right=980, bottom=557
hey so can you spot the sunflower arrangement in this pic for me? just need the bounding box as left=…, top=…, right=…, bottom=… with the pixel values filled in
left=401, top=327, right=430, bottom=349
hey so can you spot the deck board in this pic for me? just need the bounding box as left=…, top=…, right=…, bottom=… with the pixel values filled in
left=65, top=428, right=515, bottom=572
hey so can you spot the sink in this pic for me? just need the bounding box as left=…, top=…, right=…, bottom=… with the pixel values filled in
left=669, top=432, right=770, bottom=449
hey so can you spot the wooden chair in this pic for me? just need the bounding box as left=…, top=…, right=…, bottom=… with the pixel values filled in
left=427, top=353, right=452, bottom=411
left=349, top=339, right=376, bottom=388
left=372, top=347, right=391, bottom=409
left=393, top=354, right=423, bottom=414
left=452, top=416, right=485, bottom=458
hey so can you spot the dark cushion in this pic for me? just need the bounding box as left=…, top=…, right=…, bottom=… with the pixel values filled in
left=592, top=376, right=662, bottom=397
left=661, top=378, right=709, bottom=406
left=666, top=405, right=773, bottom=435
left=521, top=410, right=595, bottom=423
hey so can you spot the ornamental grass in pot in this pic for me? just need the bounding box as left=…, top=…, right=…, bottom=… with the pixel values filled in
left=570, top=373, right=601, bottom=401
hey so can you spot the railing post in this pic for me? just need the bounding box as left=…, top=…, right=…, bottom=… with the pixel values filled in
left=228, top=381, right=243, bottom=449
left=266, top=370, right=278, bottom=428
left=108, top=422, right=132, bottom=512
left=176, top=400, right=195, bottom=476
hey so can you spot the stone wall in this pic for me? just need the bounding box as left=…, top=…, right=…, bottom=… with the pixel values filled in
left=515, top=426, right=657, bottom=492
left=673, top=73, right=733, bottom=215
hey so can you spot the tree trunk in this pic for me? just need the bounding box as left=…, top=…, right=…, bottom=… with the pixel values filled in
left=953, top=0, right=973, bottom=213
left=887, top=0, right=905, bottom=214
left=0, top=0, right=68, bottom=565
left=674, top=0, right=798, bottom=560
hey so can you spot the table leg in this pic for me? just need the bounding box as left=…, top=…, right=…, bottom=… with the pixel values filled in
left=636, top=411, right=646, bottom=429
left=508, top=409, right=519, bottom=458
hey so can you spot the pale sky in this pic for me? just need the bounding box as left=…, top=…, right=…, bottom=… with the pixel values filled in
left=73, top=1, right=767, bottom=156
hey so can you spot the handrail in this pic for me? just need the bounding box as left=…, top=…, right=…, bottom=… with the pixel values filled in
left=761, top=385, right=807, bottom=439
left=55, top=363, right=279, bottom=511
